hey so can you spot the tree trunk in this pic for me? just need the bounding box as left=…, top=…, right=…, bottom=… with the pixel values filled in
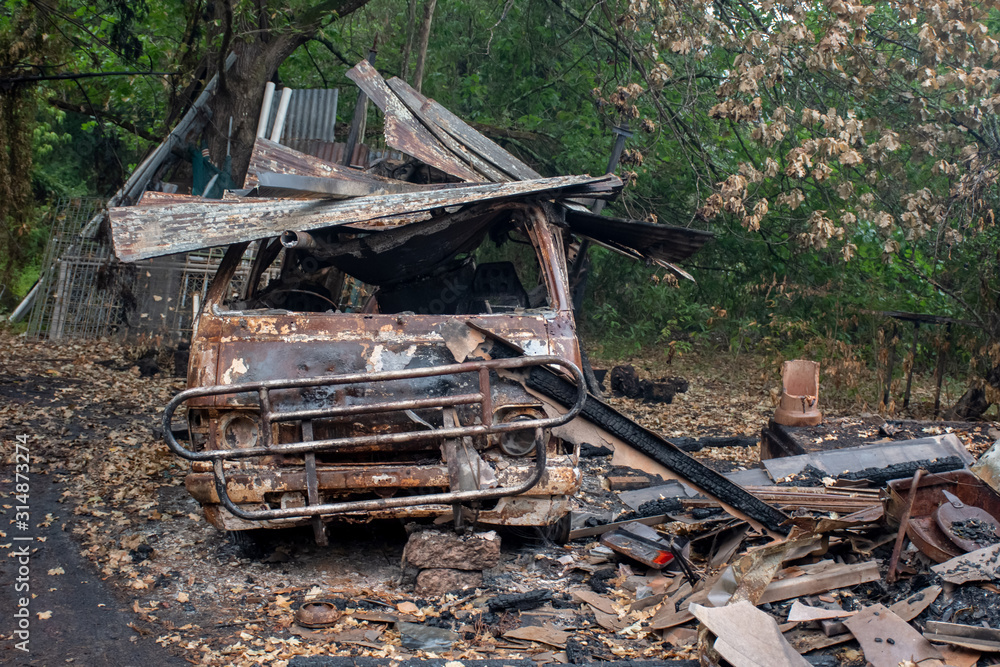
left=195, top=0, right=373, bottom=184
left=400, top=0, right=418, bottom=82
left=413, top=0, right=437, bottom=93
left=204, top=40, right=289, bottom=184
left=945, top=363, right=1000, bottom=420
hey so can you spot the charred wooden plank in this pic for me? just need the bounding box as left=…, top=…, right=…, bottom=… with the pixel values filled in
left=416, top=94, right=542, bottom=181
left=109, top=173, right=622, bottom=262
left=528, top=368, right=790, bottom=536
left=480, top=336, right=790, bottom=536
left=244, top=137, right=447, bottom=191
left=385, top=78, right=509, bottom=183
left=346, top=60, right=483, bottom=182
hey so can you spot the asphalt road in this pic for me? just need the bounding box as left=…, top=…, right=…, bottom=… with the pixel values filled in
left=0, top=470, right=186, bottom=666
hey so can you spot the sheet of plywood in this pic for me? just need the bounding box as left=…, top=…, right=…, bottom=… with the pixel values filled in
left=691, top=601, right=810, bottom=667
left=844, top=604, right=942, bottom=667
left=787, top=601, right=855, bottom=623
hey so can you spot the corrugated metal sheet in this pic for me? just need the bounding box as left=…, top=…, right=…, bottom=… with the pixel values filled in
left=261, top=88, right=339, bottom=145
left=284, top=88, right=339, bottom=142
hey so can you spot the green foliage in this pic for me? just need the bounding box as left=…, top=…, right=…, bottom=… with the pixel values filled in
left=0, top=0, right=996, bottom=418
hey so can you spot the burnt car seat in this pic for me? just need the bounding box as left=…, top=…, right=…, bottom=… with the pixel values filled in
left=467, top=262, right=529, bottom=313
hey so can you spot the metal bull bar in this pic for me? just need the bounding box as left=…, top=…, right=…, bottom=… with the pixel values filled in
left=163, top=355, right=586, bottom=522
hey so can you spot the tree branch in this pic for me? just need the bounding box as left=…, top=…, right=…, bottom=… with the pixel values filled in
left=2, top=70, right=175, bottom=84
left=273, top=0, right=374, bottom=66
left=47, top=97, right=159, bottom=142
left=507, top=48, right=593, bottom=108
left=302, top=42, right=329, bottom=88
left=312, top=35, right=352, bottom=66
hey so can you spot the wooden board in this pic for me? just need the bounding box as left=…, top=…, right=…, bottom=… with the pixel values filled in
left=109, top=173, right=619, bottom=262
left=844, top=604, right=942, bottom=667
left=690, top=601, right=810, bottom=667
left=346, top=60, right=482, bottom=182
left=756, top=561, right=881, bottom=605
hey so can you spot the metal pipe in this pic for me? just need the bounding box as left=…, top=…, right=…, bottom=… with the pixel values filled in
left=269, top=392, right=484, bottom=423
left=887, top=468, right=926, bottom=583
left=269, top=86, right=293, bottom=142
left=8, top=280, right=40, bottom=322
left=201, top=173, right=220, bottom=198
left=279, top=230, right=317, bottom=249
left=256, top=81, right=276, bottom=138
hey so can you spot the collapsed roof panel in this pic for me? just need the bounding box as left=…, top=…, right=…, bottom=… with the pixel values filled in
left=564, top=209, right=714, bottom=265
left=346, top=59, right=541, bottom=183
left=244, top=138, right=460, bottom=198
left=385, top=77, right=512, bottom=183
left=107, top=59, right=713, bottom=272
left=386, top=80, right=543, bottom=182
left=345, top=60, right=484, bottom=182
left=109, top=173, right=622, bottom=262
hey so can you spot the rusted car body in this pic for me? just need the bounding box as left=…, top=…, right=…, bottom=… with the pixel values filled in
left=164, top=203, right=588, bottom=541
left=116, top=60, right=717, bottom=543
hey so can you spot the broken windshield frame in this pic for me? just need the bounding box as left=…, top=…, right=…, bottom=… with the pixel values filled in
left=205, top=204, right=568, bottom=318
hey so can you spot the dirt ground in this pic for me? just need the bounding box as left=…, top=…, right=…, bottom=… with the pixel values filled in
left=1, top=332, right=995, bottom=666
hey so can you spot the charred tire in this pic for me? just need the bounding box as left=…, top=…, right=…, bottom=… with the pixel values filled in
left=541, top=511, right=572, bottom=544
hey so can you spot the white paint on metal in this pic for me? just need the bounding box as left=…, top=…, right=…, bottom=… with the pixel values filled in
left=222, top=357, right=249, bottom=384
left=269, top=87, right=293, bottom=142
left=256, top=82, right=276, bottom=139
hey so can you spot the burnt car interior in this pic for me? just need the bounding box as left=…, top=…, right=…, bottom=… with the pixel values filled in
left=228, top=207, right=550, bottom=316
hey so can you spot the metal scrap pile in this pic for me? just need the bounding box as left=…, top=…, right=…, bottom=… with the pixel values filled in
left=517, top=417, right=1000, bottom=667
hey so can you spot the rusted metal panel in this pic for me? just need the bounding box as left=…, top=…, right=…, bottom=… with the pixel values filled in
left=186, top=455, right=577, bottom=505
left=167, top=354, right=584, bottom=459
left=244, top=137, right=439, bottom=192
left=109, top=173, right=621, bottom=262
left=564, top=208, right=714, bottom=264
left=386, top=77, right=509, bottom=183
left=346, top=60, right=483, bottom=182
left=393, top=79, right=543, bottom=182
left=476, top=495, right=572, bottom=526
left=186, top=465, right=454, bottom=503
left=168, top=352, right=585, bottom=523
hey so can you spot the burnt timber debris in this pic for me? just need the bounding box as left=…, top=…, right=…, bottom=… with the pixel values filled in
left=96, top=58, right=1000, bottom=666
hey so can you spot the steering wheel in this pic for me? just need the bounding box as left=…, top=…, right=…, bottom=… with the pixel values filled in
left=258, top=289, right=339, bottom=310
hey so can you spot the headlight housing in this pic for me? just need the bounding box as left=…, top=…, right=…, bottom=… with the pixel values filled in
left=220, top=413, right=260, bottom=450
left=497, top=411, right=545, bottom=457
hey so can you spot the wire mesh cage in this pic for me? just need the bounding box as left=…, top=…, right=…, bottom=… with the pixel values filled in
left=27, top=198, right=265, bottom=342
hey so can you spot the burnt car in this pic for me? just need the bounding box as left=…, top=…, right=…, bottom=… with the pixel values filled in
left=110, top=61, right=715, bottom=544
left=164, top=201, right=591, bottom=543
